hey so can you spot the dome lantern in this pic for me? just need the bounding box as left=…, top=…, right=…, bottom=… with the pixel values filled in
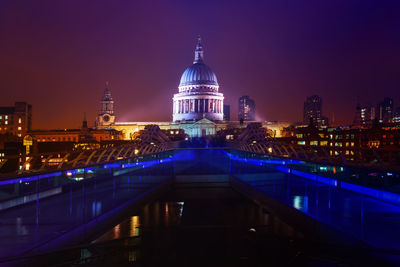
left=193, top=36, right=204, bottom=64
left=179, top=37, right=218, bottom=87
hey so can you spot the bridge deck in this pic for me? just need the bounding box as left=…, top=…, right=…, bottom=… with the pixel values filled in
left=0, top=155, right=173, bottom=262
left=0, top=148, right=400, bottom=263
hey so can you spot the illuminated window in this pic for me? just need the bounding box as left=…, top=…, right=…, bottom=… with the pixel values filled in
left=0, top=116, right=2, bottom=119
left=5, top=115, right=8, bottom=119
left=310, top=141, right=318, bottom=146
left=18, top=127, right=22, bottom=130
left=297, top=141, right=305, bottom=145
left=5, top=121, right=8, bottom=125
left=296, top=134, right=303, bottom=138
left=17, top=133, right=21, bottom=137
left=320, top=141, right=328, bottom=146
left=18, top=117, right=22, bottom=123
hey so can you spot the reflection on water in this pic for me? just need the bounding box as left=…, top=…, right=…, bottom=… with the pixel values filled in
left=91, top=201, right=102, bottom=218
left=113, top=224, right=120, bottom=240
left=94, top=197, right=301, bottom=245
left=16, top=217, right=28, bottom=236
left=293, top=195, right=308, bottom=213
left=86, top=188, right=318, bottom=266
left=94, top=215, right=140, bottom=243
left=94, top=202, right=185, bottom=243
left=130, top=216, right=140, bottom=237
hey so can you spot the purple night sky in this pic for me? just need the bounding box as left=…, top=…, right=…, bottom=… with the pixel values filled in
left=1, top=0, right=399, bottom=129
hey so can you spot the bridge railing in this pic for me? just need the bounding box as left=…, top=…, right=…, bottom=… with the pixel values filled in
left=0, top=148, right=175, bottom=210
left=228, top=148, right=400, bottom=203
left=236, top=141, right=400, bottom=172
left=0, top=124, right=173, bottom=177
left=233, top=123, right=400, bottom=172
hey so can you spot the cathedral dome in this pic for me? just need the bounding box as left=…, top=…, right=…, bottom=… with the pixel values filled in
left=179, top=63, right=218, bottom=87
left=178, top=37, right=218, bottom=87
left=173, top=37, right=224, bottom=123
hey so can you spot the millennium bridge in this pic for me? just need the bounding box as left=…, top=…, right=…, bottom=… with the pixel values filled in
left=0, top=125, right=400, bottom=266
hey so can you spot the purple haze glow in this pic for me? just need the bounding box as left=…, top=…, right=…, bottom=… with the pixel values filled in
left=0, top=0, right=399, bottom=128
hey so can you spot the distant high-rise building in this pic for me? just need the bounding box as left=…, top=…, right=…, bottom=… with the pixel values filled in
left=238, top=96, right=255, bottom=121
left=96, top=82, right=115, bottom=127
left=0, top=102, right=32, bottom=137
left=303, top=95, right=327, bottom=127
left=393, top=107, right=400, bottom=123
left=223, top=104, right=230, bottom=121
left=377, top=97, right=393, bottom=123
left=354, top=103, right=376, bottom=126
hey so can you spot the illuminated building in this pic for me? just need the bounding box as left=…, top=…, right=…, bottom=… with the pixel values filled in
left=377, top=97, right=393, bottom=123
left=281, top=125, right=400, bottom=162
left=94, top=37, right=289, bottom=138
left=393, top=107, right=400, bottom=123
left=238, top=96, right=255, bottom=121
left=354, top=104, right=375, bottom=126
left=0, top=102, right=32, bottom=138
left=96, top=82, right=115, bottom=127
left=29, top=116, right=122, bottom=145
left=29, top=128, right=122, bottom=143
left=303, top=95, right=328, bottom=127
left=173, top=37, right=224, bottom=122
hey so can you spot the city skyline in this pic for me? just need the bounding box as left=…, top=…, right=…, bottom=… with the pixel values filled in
left=1, top=0, right=400, bottom=129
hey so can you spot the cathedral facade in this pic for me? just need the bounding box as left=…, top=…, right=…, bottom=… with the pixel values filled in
left=96, top=38, right=227, bottom=139
left=95, top=38, right=287, bottom=139
left=173, top=37, right=224, bottom=122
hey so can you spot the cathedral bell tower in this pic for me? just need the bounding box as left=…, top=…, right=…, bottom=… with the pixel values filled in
left=96, top=82, right=115, bottom=127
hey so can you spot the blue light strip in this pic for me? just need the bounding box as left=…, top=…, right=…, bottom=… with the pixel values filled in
left=103, top=163, right=121, bottom=169
left=0, top=171, right=63, bottom=186
left=227, top=150, right=400, bottom=206
left=341, top=182, right=400, bottom=206
left=276, top=166, right=291, bottom=173
left=291, top=169, right=338, bottom=186
left=229, top=154, right=286, bottom=165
